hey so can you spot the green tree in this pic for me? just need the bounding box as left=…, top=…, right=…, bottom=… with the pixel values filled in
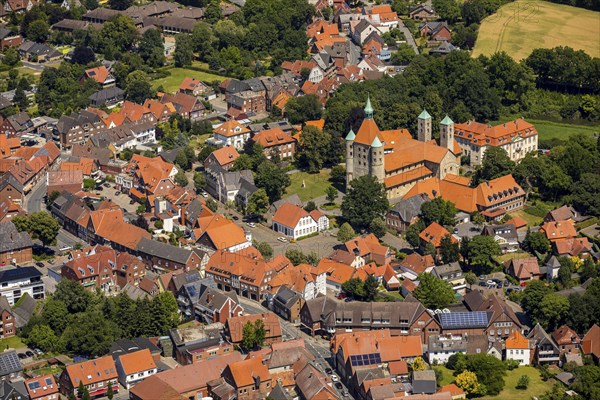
left=285, top=95, right=323, bottom=124
left=14, top=86, right=28, bottom=110
left=139, top=28, right=165, bottom=67
left=3, top=47, right=20, bottom=67
left=47, top=190, right=61, bottom=206
left=26, top=19, right=50, bottom=43
left=369, top=217, right=387, bottom=238
left=325, top=185, right=337, bottom=204
left=108, top=0, right=132, bottom=9
left=341, top=175, right=389, bottom=230
left=41, top=298, right=70, bottom=334
left=175, top=150, right=191, bottom=171
left=572, top=173, right=600, bottom=217
left=440, top=234, right=460, bottom=264
left=255, top=241, right=273, bottom=260
left=297, top=125, right=331, bottom=172
left=581, top=258, right=598, bottom=281
left=285, top=249, right=307, bottom=265
left=465, top=235, right=501, bottom=272
left=174, top=34, right=194, bottom=67
left=255, top=161, right=291, bottom=202
left=390, top=43, right=415, bottom=65
left=337, top=222, right=355, bottom=243
left=341, top=278, right=365, bottom=299
left=26, top=324, right=62, bottom=353
left=329, top=165, right=346, bottom=189
left=150, top=291, right=180, bottom=334
left=421, top=197, right=457, bottom=226
left=206, top=197, right=218, bottom=212
left=174, top=170, right=189, bottom=187
left=241, top=319, right=265, bottom=351
left=304, top=201, right=317, bottom=212
left=363, top=275, right=379, bottom=301
left=107, top=385, right=114, bottom=400
left=523, top=230, right=551, bottom=254
left=411, top=356, right=427, bottom=371
left=465, top=272, right=477, bottom=286
left=246, top=188, right=269, bottom=216
left=53, top=279, right=92, bottom=314
left=433, top=0, right=461, bottom=22
left=457, top=354, right=507, bottom=396
left=413, top=273, right=455, bottom=309
left=193, top=172, right=206, bottom=193
left=406, top=220, right=425, bottom=248
left=516, top=374, right=529, bottom=390
left=539, top=293, right=570, bottom=332
left=475, top=147, right=516, bottom=182
left=13, top=211, right=60, bottom=248
left=61, top=311, right=119, bottom=356
left=125, top=71, right=154, bottom=104
left=455, top=370, right=486, bottom=396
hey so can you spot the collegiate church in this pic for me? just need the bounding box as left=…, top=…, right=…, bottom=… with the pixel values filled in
left=345, top=97, right=461, bottom=200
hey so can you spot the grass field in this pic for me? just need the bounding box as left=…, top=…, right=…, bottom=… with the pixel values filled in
left=433, top=366, right=455, bottom=386
left=0, top=336, right=26, bottom=350
left=473, top=0, right=600, bottom=60
left=286, top=170, right=332, bottom=202
left=530, top=119, right=599, bottom=141
left=153, top=67, right=227, bottom=93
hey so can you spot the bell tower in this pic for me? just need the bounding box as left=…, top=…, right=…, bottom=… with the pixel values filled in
left=418, top=109, right=432, bottom=142
left=345, top=128, right=355, bottom=186
left=440, top=115, right=454, bottom=151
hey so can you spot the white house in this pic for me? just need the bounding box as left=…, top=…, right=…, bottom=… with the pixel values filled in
left=505, top=330, right=530, bottom=365
left=272, top=203, right=330, bottom=240
left=0, top=266, right=44, bottom=305
left=212, top=120, right=251, bottom=150
left=427, top=334, right=467, bottom=365
left=115, top=349, right=157, bottom=389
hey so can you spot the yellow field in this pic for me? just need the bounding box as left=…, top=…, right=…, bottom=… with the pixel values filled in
left=473, top=0, right=600, bottom=61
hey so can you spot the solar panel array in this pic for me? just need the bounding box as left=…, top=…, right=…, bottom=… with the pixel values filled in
left=28, top=381, right=41, bottom=390
left=439, top=312, right=489, bottom=329
left=0, top=351, right=21, bottom=375
left=349, top=353, right=381, bottom=367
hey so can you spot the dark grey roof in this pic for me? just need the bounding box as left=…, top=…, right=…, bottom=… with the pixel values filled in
left=243, top=78, right=265, bottom=92
left=0, top=267, right=41, bottom=284
left=274, top=286, right=301, bottom=308
left=183, top=198, right=208, bottom=225
left=136, top=238, right=200, bottom=265
left=158, top=147, right=181, bottom=164
left=12, top=293, right=37, bottom=328
left=19, top=41, right=61, bottom=58
left=270, top=194, right=302, bottom=212
left=269, top=383, right=292, bottom=400
left=0, top=380, right=27, bottom=400
left=428, top=334, right=467, bottom=353
left=0, top=173, right=24, bottom=194
left=109, top=337, right=161, bottom=360
left=83, top=7, right=121, bottom=21
left=224, top=79, right=251, bottom=95
left=482, top=224, right=518, bottom=240
left=0, top=221, right=33, bottom=253
left=431, top=262, right=462, bottom=279
left=412, top=370, right=437, bottom=394
left=0, top=95, right=12, bottom=110
left=389, top=193, right=429, bottom=222
left=171, top=270, right=201, bottom=292
left=0, top=350, right=22, bottom=376
left=89, top=86, right=124, bottom=103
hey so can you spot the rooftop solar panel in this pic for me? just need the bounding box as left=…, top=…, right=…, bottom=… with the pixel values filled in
left=439, top=312, right=489, bottom=329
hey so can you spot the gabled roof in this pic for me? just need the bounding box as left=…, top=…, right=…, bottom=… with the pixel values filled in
left=63, top=356, right=116, bottom=387
left=225, top=355, right=271, bottom=388
left=540, top=220, right=577, bottom=241
left=506, top=330, right=529, bottom=349
left=226, top=313, right=282, bottom=343
left=400, top=253, right=435, bottom=275
left=552, top=325, right=580, bottom=346
left=272, top=203, right=310, bottom=228
left=252, top=128, right=295, bottom=148
left=582, top=324, right=600, bottom=359
left=206, top=146, right=240, bottom=167
left=213, top=120, right=250, bottom=137
left=84, top=66, right=112, bottom=84
left=118, top=349, right=156, bottom=375
left=419, top=222, right=455, bottom=247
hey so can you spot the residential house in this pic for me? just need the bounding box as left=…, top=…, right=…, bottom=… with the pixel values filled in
left=281, top=60, right=324, bottom=83
left=160, top=92, right=205, bottom=120
left=431, top=262, right=466, bottom=294
left=505, top=330, right=530, bottom=365
left=0, top=266, right=44, bottom=305
left=528, top=323, right=560, bottom=366
left=463, top=291, right=522, bottom=341
left=272, top=286, right=303, bottom=323
left=0, top=198, right=26, bottom=224
left=504, top=257, right=542, bottom=283
left=178, top=77, right=209, bottom=96
left=454, top=119, right=538, bottom=166
left=272, top=203, right=329, bottom=240
left=125, top=154, right=177, bottom=200
left=115, top=349, right=157, bottom=389
left=427, top=334, right=467, bottom=365
left=169, top=321, right=233, bottom=366
left=268, top=261, right=327, bottom=301
left=435, top=312, right=489, bottom=340
left=1, top=112, right=32, bottom=137
left=351, top=20, right=381, bottom=45
left=59, top=356, right=119, bottom=399
left=316, top=258, right=368, bottom=293
left=343, top=234, right=392, bottom=266
left=205, top=249, right=273, bottom=301
left=295, top=363, right=338, bottom=400
left=81, top=65, right=116, bottom=88
left=0, top=133, right=21, bottom=157
left=386, top=194, right=430, bottom=233
left=18, top=40, right=62, bottom=62
left=136, top=237, right=207, bottom=273
left=409, top=2, right=439, bottom=21
left=582, top=324, right=600, bottom=363
left=0, top=27, right=22, bottom=49
left=84, top=206, right=151, bottom=252
left=482, top=224, right=519, bottom=253
left=46, top=169, right=83, bottom=195
left=212, top=120, right=251, bottom=150
left=544, top=205, right=579, bottom=223
left=551, top=325, right=581, bottom=358
left=89, top=87, right=125, bottom=108
left=554, top=237, right=592, bottom=258
left=204, top=146, right=240, bottom=171
left=0, top=296, right=15, bottom=339
left=0, top=350, right=22, bottom=382
left=25, top=375, right=59, bottom=400
left=225, top=313, right=282, bottom=345
left=204, top=166, right=257, bottom=208
left=399, top=253, right=435, bottom=281
left=419, top=21, right=451, bottom=41
left=0, top=220, right=33, bottom=266
left=412, top=370, right=437, bottom=395
left=220, top=355, right=272, bottom=400
left=55, top=109, right=105, bottom=147
left=193, top=215, right=252, bottom=253
left=221, top=78, right=267, bottom=115
left=129, top=352, right=243, bottom=400
left=251, top=128, right=296, bottom=160
left=143, top=98, right=176, bottom=123
left=419, top=222, right=458, bottom=258
left=0, top=173, right=24, bottom=206
left=109, top=337, right=161, bottom=363
left=540, top=220, right=577, bottom=242
left=176, top=279, right=243, bottom=323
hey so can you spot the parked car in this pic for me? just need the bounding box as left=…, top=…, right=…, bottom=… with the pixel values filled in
left=277, top=237, right=288, bottom=243
left=493, top=279, right=503, bottom=286
left=337, top=293, right=347, bottom=300
left=247, top=222, right=256, bottom=228
left=479, top=280, right=486, bottom=286
left=33, top=349, right=43, bottom=355
left=47, top=259, right=55, bottom=265
left=129, top=199, right=135, bottom=205
left=115, top=191, right=121, bottom=196
left=17, top=353, right=26, bottom=360
left=325, top=367, right=332, bottom=374
left=232, top=215, right=239, bottom=221
left=25, top=351, right=34, bottom=358
left=486, top=280, right=496, bottom=288
left=503, top=280, right=510, bottom=287
left=334, top=382, right=343, bottom=390
left=331, top=375, right=339, bottom=382
left=479, top=275, right=486, bottom=280
left=35, top=262, right=44, bottom=268
left=344, top=297, right=353, bottom=302
left=103, top=183, right=111, bottom=188
left=201, top=192, right=208, bottom=198
left=342, top=390, right=350, bottom=397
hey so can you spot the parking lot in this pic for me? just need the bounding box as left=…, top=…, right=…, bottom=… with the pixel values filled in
left=96, top=183, right=139, bottom=213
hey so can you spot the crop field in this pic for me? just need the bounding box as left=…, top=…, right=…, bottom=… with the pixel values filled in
left=472, top=0, right=600, bottom=60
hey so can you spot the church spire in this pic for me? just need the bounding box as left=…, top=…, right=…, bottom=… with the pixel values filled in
left=364, top=95, right=373, bottom=119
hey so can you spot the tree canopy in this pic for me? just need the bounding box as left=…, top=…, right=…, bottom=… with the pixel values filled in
left=341, top=175, right=389, bottom=230
left=413, top=273, right=455, bottom=309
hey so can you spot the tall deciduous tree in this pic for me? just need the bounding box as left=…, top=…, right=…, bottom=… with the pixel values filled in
left=285, top=95, right=323, bottom=124
left=255, top=161, right=290, bottom=202
left=413, top=273, right=455, bottom=309
left=440, top=234, right=460, bottom=264
left=297, top=125, right=331, bottom=172
left=420, top=197, right=457, bottom=226
left=337, top=222, right=356, bottom=243
left=125, top=71, right=155, bottom=104
left=341, top=175, right=389, bottom=230
left=174, top=34, right=194, bottom=67
left=475, top=147, right=515, bottom=182
left=246, top=188, right=269, bottom=216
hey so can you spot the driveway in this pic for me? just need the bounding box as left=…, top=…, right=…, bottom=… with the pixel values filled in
left=399, top=22, right=419, bottom=54
left=25, top=179, right=47, bottom=213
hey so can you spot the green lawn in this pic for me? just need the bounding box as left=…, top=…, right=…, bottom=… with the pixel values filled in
left=495, top=250, right=532, bottom=264
left=511, top=209, right=543, bottom=227
left=0, top=336, right=26, bottom=350
left=491, top=117, right=599, bottom=142
left=434, top=366, right=455, bottom=386
left=285, top=170, right=332, bottom=202
left=481, top=366, right=551, bottom=399
left=153, top=67, right=227, bottom=93
left=473, top=0, right=600, bottom=60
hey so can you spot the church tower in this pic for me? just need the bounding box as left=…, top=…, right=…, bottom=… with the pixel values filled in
left=345, top=128, right=355, bottom=186
left=417, top=109, right=432, bottom=142
left=440, top=115, right=454, bottom=150
left=370, top=135, right=384, bottom=183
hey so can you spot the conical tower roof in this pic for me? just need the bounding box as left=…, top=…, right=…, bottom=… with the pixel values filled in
left=440, top=115, right=454, bottom=125
left=364, top=95, right=373, bottom=119
left=371, top=136, right=382, bottom=148
left=418, top=109, right=431, bottom=120
left=345, top=128, right=356, bottom=141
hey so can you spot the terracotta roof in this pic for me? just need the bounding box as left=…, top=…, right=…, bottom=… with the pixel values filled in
left=400, top=253, right=435, bottom=275
left=281, top=60, right=317, bottom=75
left=504, top=217, right=527, bottom=229
left=438, top=384, right=464, bottom=397
left=252, top=128, right=295, bottom=148
left=207, top=146, right=240, bottom=166
left=227, top=355, right=271, bottom=388
left=547, top=206, right=577, bottom=222
left=304, top=119, right=325, bottom=130
left=505, top=330, right=529, bottom=349
left=540, top=220, right=577, bottom=241
left=25, top=375, right=58, bottom=398
left=272, top=203, right=310, bottom=228
left=555, top=237, right=592, bottom=256
left=91, top=208, right=151, bottom=249
left=206, top=248, right=269, bottom=287
left=385, top=165, right=433, bottom=189
left=129, top=375, right=185, bottom=400
left=84, top=66, right=111, bottom=84
left=454, top=118, right=537, bottom=148
left=317, top=258, right=367, bottom=284
left=179, top=77, right=205, bottom=92
left=506, top=257, right=540, bottom=280
left=582, top=324, right=600, bottom=359
left=226, top=313, right=282, bottom=343
left=60, top=157, right=96, bottom=176
left=344, top=233, right=389, bottom=259
left=401, top=279, right=417, bottom=292
left=213, top=120, right=250, bottom=137
left=64, top=356, right=117, bottom=387
left=552, top=325, right=580, bottom=346
left=333, top=329, right=422, bottom=364
left=419, top=222, right=455, bottom=247
left=118, top=349, right=156, bottom=375
left=198, top=215, right=249, bottom=250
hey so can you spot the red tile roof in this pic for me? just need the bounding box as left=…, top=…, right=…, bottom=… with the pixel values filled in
left=118, top=349, right=156, bottom=375
left=25, top=375, right=58, bottom=399
left=64, top=356, right=117, bottom=387
left=419, top=222, right=456, bottom=247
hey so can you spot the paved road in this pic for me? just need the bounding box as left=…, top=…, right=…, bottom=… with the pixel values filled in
left=25, top=179, right=47, bottom=213
left=55, top=229, right=82, bottom=250
left=399, top=23, right=419, bottom=54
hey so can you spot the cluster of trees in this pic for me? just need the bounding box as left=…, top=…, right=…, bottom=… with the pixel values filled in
left=284, top=248, right=320, bottom=266
left=12, top=211, right=60, bottom=248
left=413, top=273, right=455, bottom=308
left=341, top=176, right=389, bottom=231
left=296, top=124, right=344, bottom=173
left=545, top=0, right=599, bottom=11
left=23, top=280, right=179, bottom=357
left=447, top=353, right=507, bottom=396
left=341, top=276, right=380, bottom=301
left=479, top=134, right=600, bottom=217
left=240, top=319, right=266, bottom=351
